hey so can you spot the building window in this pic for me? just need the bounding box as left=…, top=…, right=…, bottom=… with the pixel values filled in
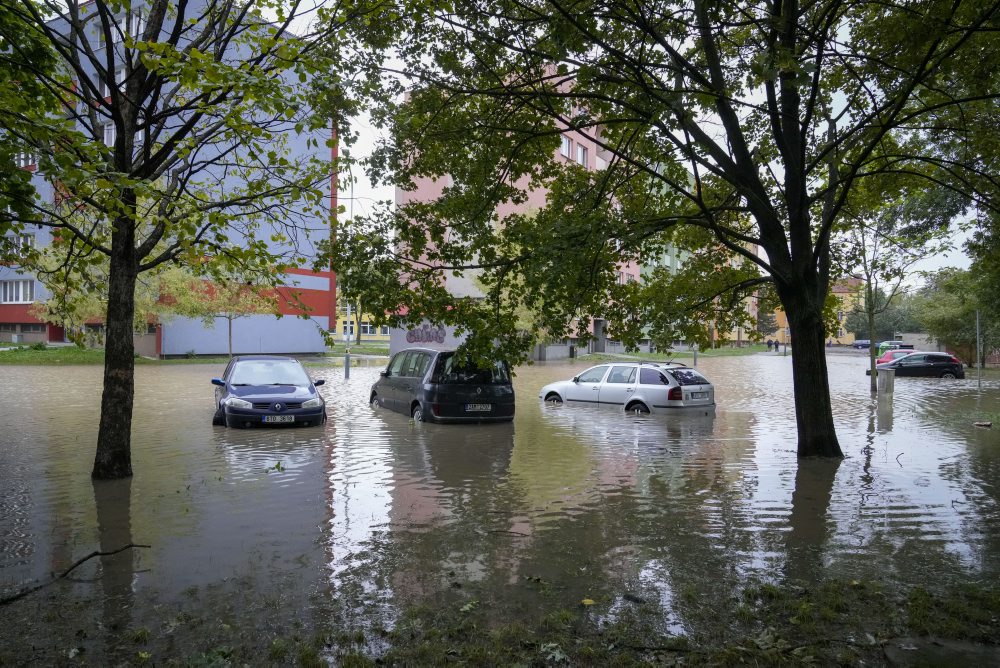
left=380, top=326, right=390, bottom=335
left=617, top=271, right=625, bottom=284
left=0, top=323, right=15, bottom=332
left=5, top=233, right=33, bottom=250
left=103, top=123, right=116, bottom=147
left=627, top=274, right=636, bottom=283
left=129, top=12, right=147, bottom=41
left=102, top=69, right=127, bottom=98
left=837, top=310, right=844, bottom=321
left=576, top=144, right=588, bottom=166
left=14, top=152, right=36, bottom=169
left=360, top=321, right=376, bottom=335
left=1, top=280, right=34, bottom=303
left=21, top=323, right=44, bottom=333
left=560, top=136, right=572, bottom=158
left=110, top=11, right=146, bottom=45
left=341, top=320, right=355, bottom=335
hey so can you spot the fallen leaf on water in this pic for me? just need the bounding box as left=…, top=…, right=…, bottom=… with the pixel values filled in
left=581, top=598, right=595, bottom=606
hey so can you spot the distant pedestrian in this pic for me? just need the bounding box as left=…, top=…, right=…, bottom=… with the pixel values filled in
left=766, top=339, right=773, bottom=352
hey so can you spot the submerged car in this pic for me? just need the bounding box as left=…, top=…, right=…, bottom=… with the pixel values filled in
left=876, top=352, right=965, bottom=379
left=212, top=356, right=327, bottom=428
left=539, top=362, right=715, bottom=413
left=370, top=348, right=515, bottom=423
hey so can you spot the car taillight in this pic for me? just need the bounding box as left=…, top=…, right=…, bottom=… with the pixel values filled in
left=668, top=387, right=682, bottom=401
left=951, top=356, right=961, bottom=364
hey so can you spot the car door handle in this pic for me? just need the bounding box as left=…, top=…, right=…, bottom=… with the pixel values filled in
left=626, top=389, right=634, bottom=393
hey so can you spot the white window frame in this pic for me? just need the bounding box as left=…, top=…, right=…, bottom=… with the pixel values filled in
left=102, top=69, right=127, bottom=98
left=1, top=279, right=35, bottom=304
left=129, top=12, right=147, bottom=42
left=560, top=136, right=572, bottom=158
left=576, top=144, right=588, bottom=166
left=111, top=11, right=145, bottom=45
left=103, top=123, right=117, bottom=147
left=14, top=152, right=36, bottom=168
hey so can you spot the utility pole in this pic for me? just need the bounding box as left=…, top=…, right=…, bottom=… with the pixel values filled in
left=977, top=309, right=982, bottom=390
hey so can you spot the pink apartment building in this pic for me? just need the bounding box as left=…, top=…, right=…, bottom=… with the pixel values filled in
left=392, top=122, right=643, bottom=358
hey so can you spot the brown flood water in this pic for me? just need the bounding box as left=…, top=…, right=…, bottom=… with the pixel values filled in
left=2, top=351, right=999, bottom=661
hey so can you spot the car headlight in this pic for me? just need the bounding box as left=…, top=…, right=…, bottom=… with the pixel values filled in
left=225, top=397, right=253, bottom=409
left=302, top=397, right=323, bottom=409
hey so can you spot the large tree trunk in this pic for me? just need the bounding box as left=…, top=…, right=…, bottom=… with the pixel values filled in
left=92, top=216, right=137, bottom=480
left=782, top=289, right=844, bottom=458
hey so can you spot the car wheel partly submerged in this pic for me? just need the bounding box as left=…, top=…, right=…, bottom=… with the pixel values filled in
left=411, top=404, right=424, bottom=422
left=941, top=372, right=957, bottom=379
left=544, top=393, right=563, bottom=404
left=212, top=405, right=225, bottom=426
left=370, top=394, right=379, bottom=409
left=627, top=402, right=650, bottom=415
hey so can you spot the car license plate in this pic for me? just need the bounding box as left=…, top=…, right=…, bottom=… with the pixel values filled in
left=465, top=403, right=492, bottom=412
left=263, top=415, right=295, bottom=423
left=691, top=392, right=708, bottom=399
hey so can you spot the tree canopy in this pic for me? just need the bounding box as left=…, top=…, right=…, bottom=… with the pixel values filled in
left=327, top=0, right=1000, bottom=458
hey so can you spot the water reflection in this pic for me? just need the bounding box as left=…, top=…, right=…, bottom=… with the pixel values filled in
left=1, top=353, right=999, bottom=659
left=92, top=478, right=135, bottom=660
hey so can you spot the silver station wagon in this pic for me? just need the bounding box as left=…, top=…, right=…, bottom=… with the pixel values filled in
left=539, top=362, right=715, bottom=413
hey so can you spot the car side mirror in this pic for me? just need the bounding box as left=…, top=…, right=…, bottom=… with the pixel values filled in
left=572, top=376, right=580, bottom=383
left=211, top=378, right=225, bottom=386
left=380, top=370, right=389, bottom=377
left=314, top=379, right=325, bottom=386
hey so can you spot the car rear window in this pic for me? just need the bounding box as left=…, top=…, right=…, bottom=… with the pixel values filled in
left=430, top=353, right=511, bottom=385
left=639, top=368, right=668, bottom=385
left=668, top=369, right=710, bottom=386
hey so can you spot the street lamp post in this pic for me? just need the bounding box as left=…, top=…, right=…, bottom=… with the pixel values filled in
left=343, top=301, right=351, bottom=379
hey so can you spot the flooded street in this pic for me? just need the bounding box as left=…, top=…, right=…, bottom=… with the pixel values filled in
left=2, top=351, right=1000, bottom=662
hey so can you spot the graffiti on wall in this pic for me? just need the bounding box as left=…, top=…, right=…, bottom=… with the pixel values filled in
left=405, top=324, right=447, bottom=345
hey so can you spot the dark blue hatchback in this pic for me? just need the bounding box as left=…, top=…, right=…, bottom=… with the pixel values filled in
left=212, top=356, right=327, bottom=428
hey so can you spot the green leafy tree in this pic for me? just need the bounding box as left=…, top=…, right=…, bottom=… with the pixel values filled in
left=756, top=311, right=778, bottom=338
left=0, top=2, right=58, bottom=252
left=327, top=0, right=1000, bottom=458
left=843, top=293, right=921, bottom=344
left=833, top=184, right=960, bottom=389
left=913, top=269, right=999, bottom=365
left=5, top=0, right=342, bottom=479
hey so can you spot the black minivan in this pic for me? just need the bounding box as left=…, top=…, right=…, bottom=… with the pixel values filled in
left=370, top=348, right=515, bottom=423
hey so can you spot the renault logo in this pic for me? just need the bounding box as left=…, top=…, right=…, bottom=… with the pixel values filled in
left=274, top=403, right=283, bottom=411
left=476, top=388, right=482, bottom=395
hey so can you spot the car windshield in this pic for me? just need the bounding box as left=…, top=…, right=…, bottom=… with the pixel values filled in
left=430, top=353, right=511, bottom=385
left=669, top=369, right=710, bottom=386
left=230, top=360, right=311, bottom=386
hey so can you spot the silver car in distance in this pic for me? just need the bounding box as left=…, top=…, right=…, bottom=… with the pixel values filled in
left=539, top=362, right=715, bottom=414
